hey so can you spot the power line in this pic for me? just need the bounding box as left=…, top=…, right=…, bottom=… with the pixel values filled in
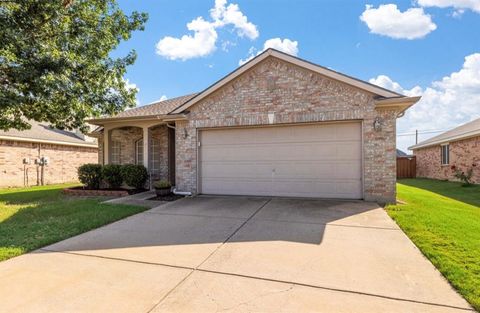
left=397, top=128, right=452, bottom=137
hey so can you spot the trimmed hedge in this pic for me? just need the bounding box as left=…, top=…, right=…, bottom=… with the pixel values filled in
left=77, top=163, right=149, bottom=190
left=102, top=164, right=123, bottom=189
left=78, top=163, right=103, bottom=189
left=121, top=164, right=148, bottom=189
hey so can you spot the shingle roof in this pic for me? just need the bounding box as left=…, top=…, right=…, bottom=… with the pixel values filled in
left=112, top=93, right=198, bottom=118
left=0, top=120, right=97, bottom=147
left=410, top=117, right=480, bottom=150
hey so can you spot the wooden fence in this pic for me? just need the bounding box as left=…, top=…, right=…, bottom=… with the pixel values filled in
left=397, top=156, right=416, bottom=179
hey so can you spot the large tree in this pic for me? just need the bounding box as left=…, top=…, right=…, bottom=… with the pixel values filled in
left=0, top=0, right=147, bottom=132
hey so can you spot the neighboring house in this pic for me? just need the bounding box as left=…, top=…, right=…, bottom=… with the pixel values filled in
left=410, top=118, right=480, bottom=183
left=0, top=121, right=98, bottom=187
left=88, top=49, right=420, bottom=203
left=396, top=149, right=409, bottom=157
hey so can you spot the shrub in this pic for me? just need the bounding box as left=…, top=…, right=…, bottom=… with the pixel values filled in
left=78, top=163, right=103, bottom=189
left=153, top=180, right=171, bottom=189
left=121, top=164, right=148, bottom=189
left=451, top=164, right=476, bottom=186
left=102, top=164, right=123, bottom=189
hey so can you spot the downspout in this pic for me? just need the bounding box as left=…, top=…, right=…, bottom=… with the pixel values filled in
left=172, top=188, right=192, bottom=196
left=165, top=122, right=191, bottom=196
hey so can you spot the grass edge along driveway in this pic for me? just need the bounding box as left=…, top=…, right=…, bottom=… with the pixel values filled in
left=386, top=178, right=480, bottom=311
left=0, top=183, right=147, bottom=262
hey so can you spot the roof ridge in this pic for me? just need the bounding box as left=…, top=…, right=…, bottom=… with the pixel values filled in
left=121, top=92, right=199, bottom=114
left=410, top=117, right=480, bottom=150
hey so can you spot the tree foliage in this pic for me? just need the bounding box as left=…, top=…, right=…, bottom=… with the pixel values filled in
left=0, top=0, right=148, bottom=132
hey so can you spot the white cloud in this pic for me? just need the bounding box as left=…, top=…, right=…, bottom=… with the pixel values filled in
left=123, top=78, right=140, bottom=105
left=210, top=0, right=259, bottom=39
left=360, top=4, right=437, bottom=39
left=417, top=0, right=480, bottom=13
left=156, top=17, right=218, bottom=61
left=370, top=53, right=480, bottom=152
left=369, top=75, right=422, bottom=96
left=158, top=95, right=168, bottom=101
left=124, top=78, right=139, bottom=92
left=156, top=0, right=258, bottom=61
left=239, top=38, right=299, bottom=65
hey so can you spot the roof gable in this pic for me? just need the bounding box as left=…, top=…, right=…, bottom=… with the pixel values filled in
left=410, top=117, right=480, bottom=150
left=170, top=49, right=404, bottom=114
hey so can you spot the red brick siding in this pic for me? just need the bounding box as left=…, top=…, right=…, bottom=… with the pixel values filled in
left=415, top=136, right=480, bottom=183
left=106, top=125, right=170, bottom=181
left=175, top=57, right=400, bottom=203
left=0, top=140, right=98, bottom=187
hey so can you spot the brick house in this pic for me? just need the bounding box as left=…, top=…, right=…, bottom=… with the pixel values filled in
left=0, top=121, right=98, bottom=187
left=410, top=118, right=480, bottom=183
left=89, top=49, right=420, bottom=203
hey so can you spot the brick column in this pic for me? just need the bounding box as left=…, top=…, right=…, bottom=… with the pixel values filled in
left=103, top=129, right=109, bottom=164
left=142, top=127, right=149, bottom=170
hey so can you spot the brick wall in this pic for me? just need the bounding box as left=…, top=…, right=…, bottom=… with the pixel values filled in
left=415, top=136, right=480, bottom=183
left=0, top=140, right=98, bottom=187
left=110, top=127, right=143, bottom=165
left=107, top=125, right=170, bottom=181
left=175, top=57, right=400, bottom=203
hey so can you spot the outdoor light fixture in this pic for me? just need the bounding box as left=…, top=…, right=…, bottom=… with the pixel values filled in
left=183, top=127, right=188, bottom=139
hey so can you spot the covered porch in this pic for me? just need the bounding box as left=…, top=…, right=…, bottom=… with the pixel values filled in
left=95, top=121, right=176, bottom=185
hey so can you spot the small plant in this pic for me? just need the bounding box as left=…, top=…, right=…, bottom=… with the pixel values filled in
left=78, top=163, right=103, bottom=189
left=153, top=180, right=172, bottom=189
left=153, top=180, right=172, bottom=196
left=102, top=164, right=123, bottom=189
left=451, top=164, right=476, bottom=187
left=121, top=164, right=148, bottom=189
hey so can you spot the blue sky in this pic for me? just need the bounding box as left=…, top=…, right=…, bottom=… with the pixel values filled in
left=114, top=0, right=480, bottom=152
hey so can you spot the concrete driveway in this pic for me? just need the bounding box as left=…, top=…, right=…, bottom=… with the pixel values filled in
left=0, top=196, right=473, bottom=312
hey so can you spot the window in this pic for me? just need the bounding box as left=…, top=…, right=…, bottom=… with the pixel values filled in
left=441, top=144, right=449, bottom=165
left=135, top=139, right=143, bottom=165
left=150, top=138, right=160, bottom=173
left=110, top=141, right=121, bottom=164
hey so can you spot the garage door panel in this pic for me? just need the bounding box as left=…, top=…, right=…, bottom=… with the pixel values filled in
left=202, top=162, right=274, bottom=179
left=200, top=123, right=362, bottom=199
left=271, top=180, right=362, bottom=199
left=335, top=123, right=362, bottom=140
left=202, top=178, right=274, bottom=196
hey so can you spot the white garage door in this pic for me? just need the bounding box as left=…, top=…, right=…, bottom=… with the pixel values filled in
left=199, top=122, right=362, bottom=199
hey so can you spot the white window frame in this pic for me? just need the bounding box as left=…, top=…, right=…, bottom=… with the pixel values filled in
left=135, top=139, right=143, bottom=165
left=441, top=144, right=449, bottom=165
left=110, top=140, right=121, bottom=164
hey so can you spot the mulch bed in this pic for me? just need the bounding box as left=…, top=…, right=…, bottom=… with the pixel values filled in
left=63, top=187, right=148, bottom=197
left=147, top=194, right=184, bottom=202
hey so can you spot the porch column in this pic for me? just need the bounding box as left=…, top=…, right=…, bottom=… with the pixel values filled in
left=142, top=126, right=149, bottom=170
left=103, top=128, right=109, bottom=164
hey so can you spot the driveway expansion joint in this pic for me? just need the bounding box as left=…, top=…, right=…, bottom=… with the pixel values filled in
left=145, top=198, right=273, bottom=313
left=39, top=248, right=473, bottom=312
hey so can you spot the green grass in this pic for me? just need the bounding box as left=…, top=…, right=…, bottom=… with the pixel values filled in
left=0, top=183, right=147, bottom=261
left=386, top=178, right=480, bottom=311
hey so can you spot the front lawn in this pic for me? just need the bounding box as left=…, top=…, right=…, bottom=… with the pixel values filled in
left=0, top=183, right=147, bottom=261
left=387, top=178, right=480, bottom=311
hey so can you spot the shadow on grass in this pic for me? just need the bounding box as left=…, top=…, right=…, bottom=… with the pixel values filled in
left=0, top=186, right=146, bottom=261
left=398, top=178, right=480, bottom=208
left=0, top=185, right=71, bottom=205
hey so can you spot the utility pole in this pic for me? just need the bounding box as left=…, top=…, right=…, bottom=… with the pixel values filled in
left=415, top=129, right=418, bottom=144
